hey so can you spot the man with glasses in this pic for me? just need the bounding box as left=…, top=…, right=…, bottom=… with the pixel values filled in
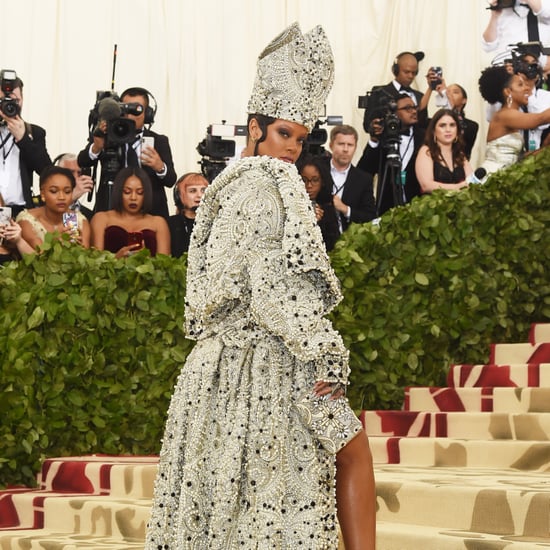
left=358, top=94, right=425, bottom=216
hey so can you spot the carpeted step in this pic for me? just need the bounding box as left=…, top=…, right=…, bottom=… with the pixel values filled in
left=39, top=455, right=158, bottom=497
left=362, top=410, right=550, bottom=440
left=490, top=342, right=550, bottom=364
left=0, top=530, right=145, bottom=549
left=370, top=436, right=550, bottom=469
left=405, top=386, right=550, bottom=412
left=375, top=465, right=550, bottom=542
left=529, top=323, right=550, bottom=345
left=447, top=363, right=550, bottom=388
left=0, top=456, right=158, bottom=531
left=376, top=521, right=550, bottom=549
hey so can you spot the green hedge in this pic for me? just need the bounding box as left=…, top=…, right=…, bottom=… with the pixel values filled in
left=0, top=241, right=193, bottom=486
left=329, top=148, right=550, bottom=411
left=0, top=149, right=549, bottom=487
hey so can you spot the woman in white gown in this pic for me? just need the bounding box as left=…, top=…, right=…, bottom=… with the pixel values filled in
left=145, top=23, right=376, bottom=550
left=478, top=65, right=550, bottom=175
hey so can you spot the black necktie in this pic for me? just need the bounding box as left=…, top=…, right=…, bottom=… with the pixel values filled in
left=400, top=86, right=412, bottom=93
left=527, top=9, right=540, bottom=42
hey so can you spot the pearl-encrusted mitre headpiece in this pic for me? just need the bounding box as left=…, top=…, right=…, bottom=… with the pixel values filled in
left=247, top=22, right=335, bottom=133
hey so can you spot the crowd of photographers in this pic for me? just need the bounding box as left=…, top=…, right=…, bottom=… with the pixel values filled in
left=2, top=1, right=550, bottom=261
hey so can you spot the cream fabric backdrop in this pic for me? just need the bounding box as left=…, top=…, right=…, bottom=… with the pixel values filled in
left=1, top=0, right=496, bottom=210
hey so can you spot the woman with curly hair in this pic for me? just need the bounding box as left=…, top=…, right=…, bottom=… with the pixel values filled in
left=415, top=108, right=473, bottom=193
left=478, top=64, right=550, bottom=174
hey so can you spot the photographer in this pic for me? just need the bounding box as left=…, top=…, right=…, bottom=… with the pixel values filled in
left=482, top=0, right=550, bottom=72
left=0, top=70, right=52, bottom=217
left=362, top=51, right=428, bottom=134
left=358, top=94, right=425, bottom=216
left=78, top=87, right=176, bottom=218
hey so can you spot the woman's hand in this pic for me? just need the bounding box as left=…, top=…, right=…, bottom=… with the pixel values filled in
left=115, top=242, right=143, bottom=259
left=312, top=380, right=344, bottom=400
left=313, top=203, right=324, bottom=222
left=2, top=219, right=23, bottom=244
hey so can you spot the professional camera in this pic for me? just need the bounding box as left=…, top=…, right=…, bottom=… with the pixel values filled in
left=487, top=0, right=515, bottom=9
left=359, top=87, right=401, bottom=147
left=0, top=69, right=21, bottom=118
left=510, top=45, right=544, bottom=81
left=87, top=91, right=140, bottom=147
left=196, top=122, right=246, bottom=182
left=303, top=115, right=343, bottom=156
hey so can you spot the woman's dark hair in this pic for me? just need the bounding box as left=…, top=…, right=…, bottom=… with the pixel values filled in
left=424, top=109, right=466, bottom=167
left=478, top=65, right=514, bottom=105
left=295, top=154, right=334, bottom=204
left=39, top=165, right=76, bottom=189
left=110, top=167, right=153, bottom=214
left=247, top=113, right=276, bottom=155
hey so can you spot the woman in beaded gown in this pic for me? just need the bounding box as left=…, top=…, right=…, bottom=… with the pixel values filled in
left=478, top=64, right=550, bottom=175
left=145, top=23, right=376, bottom=550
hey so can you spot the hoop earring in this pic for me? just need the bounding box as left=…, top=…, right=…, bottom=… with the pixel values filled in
left=506, top=94, right=513, bottom=108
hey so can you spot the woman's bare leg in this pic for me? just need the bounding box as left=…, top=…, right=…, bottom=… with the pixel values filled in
left=335, top=429, right=376, bottom=550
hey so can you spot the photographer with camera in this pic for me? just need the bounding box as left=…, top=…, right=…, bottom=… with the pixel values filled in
left=358, top=94, right=425, bottom=216
left=361, top=51, right=429, bottom=134
left=0, top=70, right=52, bottom=218
left=482, top=0, right=550, bottom=73
left=78, top=87, right=176, bottom=218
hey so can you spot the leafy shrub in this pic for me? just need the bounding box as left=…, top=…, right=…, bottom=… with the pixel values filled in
left=0, top=239, right=192, bottom=487
left=329, top=149, right=550, bottom=411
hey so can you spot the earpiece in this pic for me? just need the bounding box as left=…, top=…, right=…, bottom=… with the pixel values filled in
left=120, top=87, right=157, bottom=126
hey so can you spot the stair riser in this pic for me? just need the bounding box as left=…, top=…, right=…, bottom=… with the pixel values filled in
left=363, top=411, right=550, bottom=440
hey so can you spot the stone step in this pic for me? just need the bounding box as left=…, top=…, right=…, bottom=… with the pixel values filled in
left=370, top=437, right=550, bottom=469
left=447, top=363, right=550, bottom=388
left=362, top=410, right=550, bottom=440
left=376, top=521, right=550, bottom=550
left=375, top=464, right=550, bottom=538
left=529, top=323, right=550, bottom=344
left=405, top=386, right=550, bottom=412
left=490, top=342, right=550, bottom=364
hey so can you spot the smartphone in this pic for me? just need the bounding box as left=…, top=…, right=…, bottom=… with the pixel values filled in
left=0, top=206, right=12, bottom=226
left=141, top=136, right=155, bottom=150
left=62, top=212, right=79, bottom=237
left=127, top=231, right=144, bottom=247
left=80, top=166, right=92, bottom=177
left=430, top=66, right=443, bottom=90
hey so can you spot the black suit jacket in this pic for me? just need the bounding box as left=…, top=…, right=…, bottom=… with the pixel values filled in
left=357, top=126, right=425, bottom=216
left=330, top=163, right=377, bottom=231
left=78, top=127, right=176, bottom=218
left=10, top=123, right=51, bottom=208
left=461, top=117, right=479, bottom=160
left=362, top=82, right=428, bottom=133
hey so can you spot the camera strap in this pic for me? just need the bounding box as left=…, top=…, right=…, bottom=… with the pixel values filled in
left=0, top=130, right=15, bottom=166
left=527, top=8, right=540, bottom=42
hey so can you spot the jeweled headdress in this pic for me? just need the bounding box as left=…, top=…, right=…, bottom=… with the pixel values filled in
left=247, top=22, right=334, bottom=133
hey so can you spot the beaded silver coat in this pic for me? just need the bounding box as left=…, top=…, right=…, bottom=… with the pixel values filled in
left=145, top=156, right=361, bottom=549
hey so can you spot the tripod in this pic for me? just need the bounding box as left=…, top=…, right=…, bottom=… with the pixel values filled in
left=376, top=139, right=406, bottom=217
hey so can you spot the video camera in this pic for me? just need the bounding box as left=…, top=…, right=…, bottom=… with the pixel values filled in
left=358, top=87, right=401, bottom=146
left=196, top=121, right=247, bottom=182
left=0, top=69, right=21, bottom=118
left=304, top=115, right=343, bottom=156
left=88, top=90, right=142, bottom=147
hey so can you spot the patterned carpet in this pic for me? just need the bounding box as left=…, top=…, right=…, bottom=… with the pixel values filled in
left=0, top=324, right=549, bottom=548
left=366, top=322, right=550, bottom=549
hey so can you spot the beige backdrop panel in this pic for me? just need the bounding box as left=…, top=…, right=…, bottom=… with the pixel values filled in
left=1, top=0, right=495, bottom=211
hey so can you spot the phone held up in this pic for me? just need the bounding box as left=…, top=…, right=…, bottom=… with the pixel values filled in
left=0, top=206, right=11, bottom=245
left=430, top=66, right=443, bottom=90
left=62, top=211, right=80, bottom=242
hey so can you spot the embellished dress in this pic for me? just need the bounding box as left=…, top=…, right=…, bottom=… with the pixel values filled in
left=481, top=132, right=524, bottom=175
left=145, top=156, right=362, bottom=549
